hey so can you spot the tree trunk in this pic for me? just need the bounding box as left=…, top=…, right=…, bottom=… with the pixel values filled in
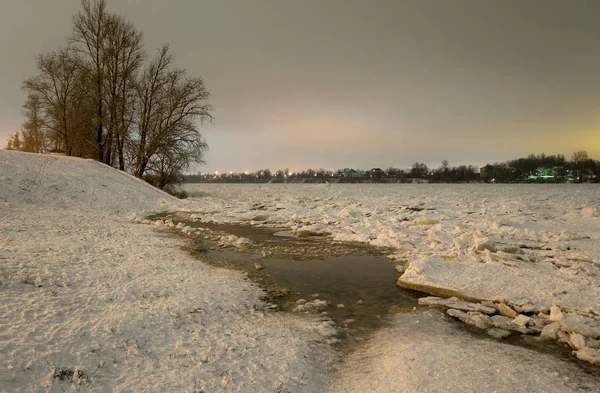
left=116, top=133, right=125, bottom=171
left=136, top=156, right=148, bottom=178
left=104, top=128, right=113, bottom=165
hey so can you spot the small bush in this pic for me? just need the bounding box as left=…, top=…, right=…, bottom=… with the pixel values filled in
left=163, top=184, right=188, bottom=199
left=53, top=367, right=89, bottom=383
left=143, top=173, right=188, bottom=199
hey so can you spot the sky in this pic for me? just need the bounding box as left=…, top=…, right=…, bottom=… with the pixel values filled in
left=1, top=0, right=599, bottom=173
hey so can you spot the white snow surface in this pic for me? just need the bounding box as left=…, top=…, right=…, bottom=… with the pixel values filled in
left=327, top=310, right=600, bottom=393
left=3, top=153, right=600, bottom=392
left=0, top=151, right=333, bottom=392
left=399, top=257, right=600, bottom=314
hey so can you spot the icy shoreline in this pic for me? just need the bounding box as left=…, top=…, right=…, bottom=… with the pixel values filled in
left=0, top=151, right=336, bottom=392
left=182, top=183, right=600, bottom=365
left=2, top=151, right=599, bottom=392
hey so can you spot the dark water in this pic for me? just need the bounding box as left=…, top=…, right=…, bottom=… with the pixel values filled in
left=208, top=251, right=422, bottom=333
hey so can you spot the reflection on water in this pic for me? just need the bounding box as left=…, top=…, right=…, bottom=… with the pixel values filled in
left=208, top=251, right=423, bottom=332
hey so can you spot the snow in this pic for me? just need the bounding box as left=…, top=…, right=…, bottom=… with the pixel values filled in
left=0, top=151, right=334, bottom=392
left=2, top=153, right=599, bottom=392
left=181, top=184, right=600, bottom=273
left=327, top=310, right=600, bottom=393
left=398, top=257, right=600, bottom=314
left=183, top=183, right=599, bottom=312
left=181, top=184, right=599, bottom=290
left=181, top=182, right=600, bottom=366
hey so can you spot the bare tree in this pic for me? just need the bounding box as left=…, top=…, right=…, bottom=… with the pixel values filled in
left=103, top=14, right=145, bottom=168
left=21, top=94, right=48, bottom=153
left=17, top=0, right=213, bottom=195
left=23, top=49, right=81, bottom=155
left=6, top=132, right=22, bottom=151
left=410, top=162, right=429, bottom=179
left=571, top=150, right=589, bottom=182
left=132, top=44, right=212, bottom=188
left=70, top=0, right=110, bottom=161
left=133, top=44, right=173, bottom=177
left=571, top=150, right=589, bottom=164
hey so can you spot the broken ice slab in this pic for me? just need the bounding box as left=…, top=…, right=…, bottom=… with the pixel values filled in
left=418, top=296, right=496, bottom=315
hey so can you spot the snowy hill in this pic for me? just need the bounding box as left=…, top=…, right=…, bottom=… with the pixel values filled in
left=0, top=151, right=332, bottom=392
left=0, top=150, right=174, bottom=214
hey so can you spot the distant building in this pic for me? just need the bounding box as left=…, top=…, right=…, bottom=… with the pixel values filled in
left=528, top=166, right=567, bottom=182
left=342, top=168, right=360, bottom=179
left=370, top=168, right=386, bottom=181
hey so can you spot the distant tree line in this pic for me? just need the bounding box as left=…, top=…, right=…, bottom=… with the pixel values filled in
left=184, top=151, right=599, bottom=184
left=5, top=0, right=212, bottom=194
left=480, top=151, right=599, bottom=183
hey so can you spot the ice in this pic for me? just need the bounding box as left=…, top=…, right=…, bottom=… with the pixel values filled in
left=581, top=207, right=598, bottom=218
left=513, top=315, right=532, bottom=327
left=560, top=314, right=600, bottom=338
left=568, top=333, right=587, bottom=350
left=541, top=322, right=562, bottom=340
left=0, top=151, right=334, bottom=392
left=418, top=296, right=496, bottom=314
left=575, top=348, right=600, bottom=365
left=327, top=311, right=600, bottom=393
left=293, top=299, right=329, bottom=313
left=398, top=258, right=600, bottom=315
left=497, top=303, right=518, bottom=318
left=76, top=179, right=600, bottom=369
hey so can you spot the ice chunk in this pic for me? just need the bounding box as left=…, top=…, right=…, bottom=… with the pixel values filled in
left=513, top=315, right=531, bottom=327
left=447, top=308, right=469, bottom=322
left=446, top=309, right=492, bottom=329
left=399, top=259, right=600, bottom=316
left=560, top=314, right=600, bottom=338
left=549, top=305, right=563, bottom=322
left=473, top=238, right=497, bottom=253
left=568, top=333, right=586, bottom=350
left=575, top=347, right=600, bottom=365
left=418, top=296, right=496, bottom=315
left=497, top=303, right=517, bottom=318
left=540, top=322, right=561, bottom=340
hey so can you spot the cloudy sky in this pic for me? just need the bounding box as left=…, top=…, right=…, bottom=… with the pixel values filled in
left=1, top=0, right=599, bottom=173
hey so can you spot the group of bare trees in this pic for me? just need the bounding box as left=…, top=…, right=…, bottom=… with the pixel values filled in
left=8, top=0, right=212, bottom=193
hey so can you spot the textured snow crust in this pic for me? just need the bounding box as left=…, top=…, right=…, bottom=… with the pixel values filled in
left=0, top=151, right=334, bottom=392
left=327, top=311, right=600, bottom=393
left=3, top=150, right=599, bottom=392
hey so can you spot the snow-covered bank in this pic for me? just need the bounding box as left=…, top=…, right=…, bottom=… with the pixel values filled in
left=182, top=183, right=600, bottom=364
left=327, top=310, right=600, bottom=393
left=0, top=151, right=334, bottom=392
left=399, top=258, right=600, bottom=314
left=3, top=153, right=598, bottom=392
left=399, top=257, right=600, bottom=364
